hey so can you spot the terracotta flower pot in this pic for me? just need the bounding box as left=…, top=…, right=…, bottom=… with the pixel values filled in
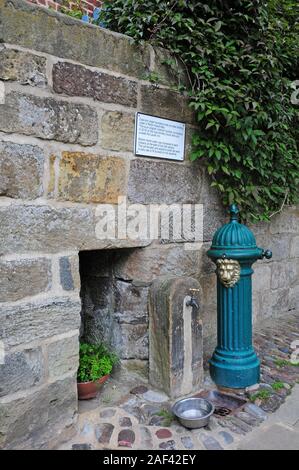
left=77, top=374, right=110, bottom=400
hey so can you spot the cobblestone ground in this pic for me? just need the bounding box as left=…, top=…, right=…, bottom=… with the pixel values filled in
left=59, top=311, right=299, bottom=450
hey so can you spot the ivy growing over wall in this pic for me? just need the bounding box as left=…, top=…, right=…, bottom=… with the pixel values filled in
left=99, top=0, right=298, bottom=221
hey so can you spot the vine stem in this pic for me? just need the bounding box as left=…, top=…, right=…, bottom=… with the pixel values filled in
left=269, top=189, right=289, bottom=218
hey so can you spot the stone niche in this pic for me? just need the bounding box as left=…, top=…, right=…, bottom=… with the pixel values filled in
left=79, top=249, right=150, bottom=365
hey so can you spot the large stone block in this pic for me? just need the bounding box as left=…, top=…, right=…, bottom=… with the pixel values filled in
left=113, top=280, right=149, bottom=324
left=0, top=0, right=151, bottom=78
left=260, top=288, right=290, bottom=319
left=270, top=261, right=298, bottom=290
left=202, top=204, right=226, bottom=242
left=58, top=152, right=128, bottom=203
left=112, top=323, right=148, bottom=360
left=0, top=142, right=44, bottom=199
left=0, top=92, right=98, bottom=145
left=290, top=236, right=299, bottom=258
left=114, top=245, right=201, bottom=283
left=140, top=85, right=195, bottom=124
left=268, top=235, right=290, bottom=262
left=128, top=159, right=201, bottom=204
left=149, top=276, right=203, bottom=397
left=53, top=62, right=137, bottom=107
left=0, top=376, right=77, bottom=449
left=48, top=335, right=79, bottom=380
left=0, top=203, right=150, bottom=255
left=0, top=46, right=47, bottom=86
left=0, top=298, right=81, bottom=348
left=269, top=206, right=299, bottom=234
left=0, top=347, right=44, bottom=397
left=101, top=111, right=135, bottom=152
left=253, top=264, right=271, bottom=293
left=0, top=258, right=52, bottom=302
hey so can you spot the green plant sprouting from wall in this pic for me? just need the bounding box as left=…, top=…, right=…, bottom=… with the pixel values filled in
left=99, top=0, right=299, bottom=222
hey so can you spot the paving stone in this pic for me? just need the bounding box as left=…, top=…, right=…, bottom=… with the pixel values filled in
left=149, top=416, right=165, bottom=426
left=142, top=390, right=169, bottom=403
left=156, top=428, right=172, bottom=439
left=159, top=440, right=176, bottom=450
left=130, top=385, right=149, bottom=395
left=99, top=409, right=116, bottom=419
left=119, top=417, right=132, bottom=427
left=235, top=411, right=262, bottom=426
left=118, top=429, right=135, bottom=447
left=140, top=426, right=153, bottom=449
left=200, top=434, right=223, bottom=450
left=95, top=423, right=114, bottom=444
left=260, top=395, right=282, bottom=413
left=218, top=431, right=234, bottom=445
left=181, top=436, right=194, bottom=449
left=244, top=404, right=268, bottom=420
left=80, top=423, right=94, bottom=437
left=72, top=443, right=92, bottom=450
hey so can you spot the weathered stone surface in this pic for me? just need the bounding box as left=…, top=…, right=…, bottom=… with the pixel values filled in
left=159, top=440, right=176, bottom=450
left=149, top=276, right=202, bottom=397
left=0, top=347, right=44, bottom=397
left=58, top=152, right=128, bottom=203
left=114, top=246, right=201, bottom=283
left=95, top=423, right=114, bottom=444
left=290, top=236, right=299, bottom=258
left=260, top=288, right=290, bottom=319
left=156, top=428, right=172, bottom=439
left=203, top=204, right=226, bottom=242
left=218, top=431, right=234, bottom=445
left=101, top=111, right=135, bottom=152
left=100, top=409, right=116, bottom=419
left=118, top=429, right=135, bottom=447
left=269, top=206, right=299, bottom=234
left=271, top=261, right=299, bottom=290
left=0, top=298, right=81, bottom=348
left=119, top=417, right=132, bottom=427
left=0, top=204, right=148, bottom=255
left=151, top=46, right=189, bottom=88
left=140, top=426, right=153, bottom=449
left=0, top=258, right=51, bottom=302
left=53, top=62, right=137, bottom=107
left=72, top=443, right=92, bottom=450
left=113, top=323, right=148, bottom=360
left=243, top=403, right=268, bottom=420
left=128, top=159, right=201, bottom=205
left=0, top=0, right=151, bottom=78
left=0, top=142, right=44, bottom=199
left=0, top=47, right=47, bottom=86
left=200, top=434, right=223, bottom=450
left=0, top=92, right=98, bottom=145
left=48, top=335, right=79, bottom=379
left=0, top=376, right=77, bottom=449
left=268, top=235, right=290, bottom=262
left=140, top=85, right=195, bottom=124
left=113, top=280, right=149, bottom=325
left=253, top=264, right=271, bottom=292
left=59, top=255, right=80, bottom=291
left=181, top=436, right=194, bottom=449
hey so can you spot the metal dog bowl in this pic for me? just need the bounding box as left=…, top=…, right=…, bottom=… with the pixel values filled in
left=172, top=397, right=215, bottom=429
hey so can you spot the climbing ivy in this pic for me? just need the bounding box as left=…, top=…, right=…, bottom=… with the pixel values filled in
left=99, top=0, right=299, bottom=221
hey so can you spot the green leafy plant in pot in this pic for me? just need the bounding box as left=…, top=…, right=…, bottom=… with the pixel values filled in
left=77, top=342, right=118, bottom=400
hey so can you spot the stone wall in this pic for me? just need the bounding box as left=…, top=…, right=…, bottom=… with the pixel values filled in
left=0, top=0, right=298, bottom=449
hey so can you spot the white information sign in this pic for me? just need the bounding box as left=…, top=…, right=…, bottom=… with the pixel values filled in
left=134, top=113, right=186, bottom=161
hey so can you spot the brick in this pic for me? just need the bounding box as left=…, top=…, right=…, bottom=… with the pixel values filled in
left=128, top=159, right=201, bottom=205
left=59, top=255, right=80, bottom=291
left=0, top=92, right=98, bottom=145
left=53, top=62, right=137, bottom=107
left=0, top=47, right=47, bottom=86
left=101, top=111, right=135, bottom=152
left=0, top=376, right=77, bottom=449
left=0, top=347, right=44, bottom=397
left=0, top=258, right=51, bottom=302
left=0, top=298, right=81, bottom=348
left=140, top=85, right=195, bottom=124
left=0, top=0, right=151, bottom=78
left=58, top=152, right=128, bottom=203
left=0, top=142, right=44, bottom=199
left=48, top=335, right=79, bottom=379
